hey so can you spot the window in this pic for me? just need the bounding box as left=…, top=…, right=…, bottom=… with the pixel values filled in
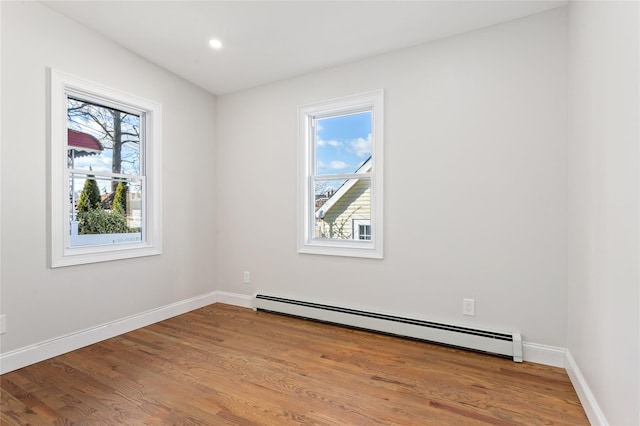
left=353, top=219, right=371, bottom=241
left=50, top=69, right=162, bottom=267
left=298, top=90, right=383, bottom=258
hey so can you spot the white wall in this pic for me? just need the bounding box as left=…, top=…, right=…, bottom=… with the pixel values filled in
left=567, top=1, right=640, bottom=425
left=217, top=8, right=568, bottom=352
left=0, top=1, right=3, bottom=340
left=0, top=2, right=217, bottom=359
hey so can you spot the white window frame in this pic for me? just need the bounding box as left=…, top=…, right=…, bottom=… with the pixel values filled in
left=297, top=90, right=383, bottom=259
left=50, top=69, right=162, bottom=267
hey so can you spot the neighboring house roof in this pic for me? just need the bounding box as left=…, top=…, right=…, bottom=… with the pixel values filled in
left=316, top=157, right=372, bottom=219
left=100, top=191, right=115, bottom=210
left=68, top=129, right=103, bottom=157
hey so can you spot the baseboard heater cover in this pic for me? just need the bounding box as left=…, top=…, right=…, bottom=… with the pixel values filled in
left=253, top=294, right=523, bottom=362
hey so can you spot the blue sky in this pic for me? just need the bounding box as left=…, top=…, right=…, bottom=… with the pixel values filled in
left=315, top=111, right=371, bottom=175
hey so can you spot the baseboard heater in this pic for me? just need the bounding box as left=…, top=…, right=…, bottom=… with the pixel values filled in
left=253, top=294, right=523, bottom=362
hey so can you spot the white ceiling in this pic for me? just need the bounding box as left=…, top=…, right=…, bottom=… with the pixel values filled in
left=43, top=1, right=567, bottom=95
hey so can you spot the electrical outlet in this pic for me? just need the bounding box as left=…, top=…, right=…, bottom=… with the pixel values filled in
left=243, top=271, right=250, bottom=284
left=0, top=315, right=6, bottom=334
left=463, top=299, right=475, bottom=316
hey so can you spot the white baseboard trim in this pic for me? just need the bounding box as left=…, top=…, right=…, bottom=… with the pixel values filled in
left=565, top=350, right=608, bottom=426
left=216, top=291, right=253, bottom=308
left=0, top=291, right=219, bottom=374
left=522, top=341, right=566, bottom=368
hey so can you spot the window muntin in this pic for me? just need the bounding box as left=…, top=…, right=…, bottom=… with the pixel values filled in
left=298, top=90, right=383, bottom=258
left=51, top=69, right=162, bottom=267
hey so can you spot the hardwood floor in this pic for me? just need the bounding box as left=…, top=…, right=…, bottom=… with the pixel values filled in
left=1, top=304, right=587, bottom=425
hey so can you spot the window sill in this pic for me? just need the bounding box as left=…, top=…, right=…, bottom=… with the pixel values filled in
left=298, top=240, right=383, bottom=259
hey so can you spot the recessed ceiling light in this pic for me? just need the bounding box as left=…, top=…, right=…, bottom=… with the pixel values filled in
left=209, top=39, right=223, bottom=49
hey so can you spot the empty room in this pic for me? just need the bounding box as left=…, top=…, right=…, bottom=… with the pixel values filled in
left=1, top=1, right=638, bottom=424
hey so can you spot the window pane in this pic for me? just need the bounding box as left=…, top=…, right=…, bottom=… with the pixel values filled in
left=67, top=97, right=140, bottom=176
left=314, top=177, right=370, bottom=240
left=315, top=111, right=371, bottom=176
left=68, top=173, right=142, bottom=248
left=358, top=224, right=371, bottom=240
left=314, top=178, right=346, bottom=209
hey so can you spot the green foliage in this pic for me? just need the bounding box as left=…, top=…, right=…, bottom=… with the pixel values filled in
left=78, top=208, right=134, bottom=235
left=112, top=181, right=127, bottom=214
left=76, top=177, right=101, bottom=215
left=76, top=177, right=135, bottom=235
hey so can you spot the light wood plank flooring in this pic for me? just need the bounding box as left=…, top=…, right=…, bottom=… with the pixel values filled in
left=1, top=303, right=588, bottom=425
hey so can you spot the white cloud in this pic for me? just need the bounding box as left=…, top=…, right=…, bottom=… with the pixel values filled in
left=73, top=154, right=112, bottom=172
left=318, top=160, right=349, bottom=170
left=329, top=160, right=349, bottom=169
left=349, top=133, right=371, bottom=157
left=317, top=139, right=343, bottom=148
